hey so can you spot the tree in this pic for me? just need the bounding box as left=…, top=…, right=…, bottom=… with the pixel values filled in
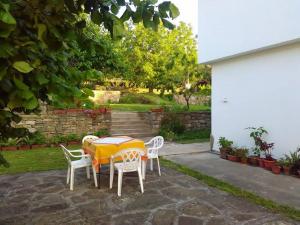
left=0, top=0, right=179, bottom=166
left=122, top=22, right=198, bottom=93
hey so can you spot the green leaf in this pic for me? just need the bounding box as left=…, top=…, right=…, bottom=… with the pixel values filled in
left=162, top=18, right=175, bottom=30
left=13, top=61, right=34, bottom=73
left=23, top=97, right=38, bottom=110
left=0, top=41, right=15, bottom=58
left=36, top=74, right=49, bottom=85
left=112, top=19, right=125, bottom=39
left=111, top=3, right=120, bottom=14
left=0, top=66, right=7, bottom=80
left=120, top=7, right=132, bottom=22
left=169, top=3, right=180, bottom=19
left=75, top=20, right=86, bottom=29
left=19, top=89, right=34, bottom=100
left=158, top=1, right=170, bottom=18
left=64, top=0, right=77, bottom=13
left=133, top=0, right=140, bottom=6
left=91, top=11, right=101, bottom=24
left=117, top=0, right=126, bottom=6
left=37, top=23, right=47, bottom=42
left=0, top=9, right=16, bottom=25
left=82, top=88, right=94, bottom=97
left=13, top=77, right=29, bottom=90
left=132, top=6, right=143, bottom=23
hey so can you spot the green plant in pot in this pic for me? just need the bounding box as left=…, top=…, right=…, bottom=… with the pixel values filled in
left=218, top=137, right=233, bottom=159
left=66, top=133, right=79, bottom=145
left=260, top=141, right=275, bottom=170
left=28, top=132, right=47, bottom=148
left=227, top=148, right=239, bottom=162
left=236, top=148, right=249, bottom=164
left=284, top=148, right=300, bottom=176
left=2, top=138, right=18, bottom=151
left=17, top=136, right=31, bottom=150
left=277, top=158, right=290, bottom=175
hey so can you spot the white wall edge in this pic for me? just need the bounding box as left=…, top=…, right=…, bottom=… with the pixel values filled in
left=199, top=38, right=300, bottom=65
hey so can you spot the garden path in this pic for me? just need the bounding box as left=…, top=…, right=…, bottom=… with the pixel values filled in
left=166, top=152, right=300, bottom=210
left=0, top=167, right=297, bottom=225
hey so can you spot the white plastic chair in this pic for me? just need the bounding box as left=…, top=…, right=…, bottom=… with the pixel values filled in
left=109, top=148, right=144, bottom=196
left=60, top=145, right=98, bottom=190
left=82, top=135, right=99, bottom=144
left=142, top=136, right=164, bottom=179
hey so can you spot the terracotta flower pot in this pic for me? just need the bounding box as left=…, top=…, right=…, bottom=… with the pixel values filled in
left=151, top=108, right=164, bottom=113
left=31, top=144, right=47, bottom=149
left=240, top=157, right=248, bottom=164
left=2, top=146, right=18, bottom=151
left=227, top=155, right=239, bottom=162
left=258, top=158, right=265, bottom=168
left=283, top=166, right=290, bottom=175
left=271, top=165, right=281, bottom=175
left=18, top=145, right=31, bottom=150
left=219, top=148, right=228, bottom=159
left=263, top=159, right=276, bottom=171
left=248, top=156, right=258, bottom=166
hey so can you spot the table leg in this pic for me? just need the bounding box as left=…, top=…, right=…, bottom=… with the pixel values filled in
left=98, top=164, right=101, bottom=189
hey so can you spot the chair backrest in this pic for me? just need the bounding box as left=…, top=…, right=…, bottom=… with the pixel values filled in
left=60, top=145, right=72, bottom=165
left=147, top=136, right=164, bottom=157
left=149, top=136, right=164, bottom=149
left=113, top=148, right=143, bottom=172
left=82, top=135, right=99, bottom=144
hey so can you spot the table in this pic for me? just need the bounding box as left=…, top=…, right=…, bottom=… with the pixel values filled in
left=82, top=136, right=146, bottom=187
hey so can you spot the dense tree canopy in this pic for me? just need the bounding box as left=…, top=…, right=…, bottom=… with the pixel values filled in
left=0, top=0, right=179, bottom=166
left=121, top=22, right=210, bottom=93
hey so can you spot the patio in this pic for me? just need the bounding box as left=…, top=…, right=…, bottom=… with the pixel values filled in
left=0, top=167, right=296, bottom=225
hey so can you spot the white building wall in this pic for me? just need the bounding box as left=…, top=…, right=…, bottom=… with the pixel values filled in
left=198, top=0, right=300, bottom=63
left=212, top=42, right=300, bottom=158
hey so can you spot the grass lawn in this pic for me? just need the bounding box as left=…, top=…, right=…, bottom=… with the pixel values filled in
left=0, top=145, right=80, bottom=175
left=108, top=104, right=210, bottom=112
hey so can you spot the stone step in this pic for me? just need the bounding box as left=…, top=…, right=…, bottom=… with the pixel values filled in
left=110, top=117, right=150, bottom=122
left=110, top=127, right=152, bottom=133
left=111, top=113, right=149, bottom=119
left=111, top=132, right=154, bottom=138
left=111, top=123, right=151, bottom=128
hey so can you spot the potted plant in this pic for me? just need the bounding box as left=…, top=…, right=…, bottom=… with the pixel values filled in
left=1, top=138, right=18, bottom=151
left=271, top=161, right=281, bottom=175
left=51, top=135, right=66, bottom=147
left=277, top=157, right=291, bottom=175
left=17, top=136, right=31, bottom=150
left=246, top=127, right=267, bottom=166
left=261, top=141, right=275, bottom=170
left=285, top=148, right=300, bottom=176
left=66, top=133, right=80, bottom=145
left=29, top=132, right=47, bottom=149
left=94, top=129, right=110, bottom=138
left=218, top=137, right=233, bottom=159
left=236, top=148, right=249, bottom=164
left=150, top=108, right=164, bottom=113
left=227, top=148, right=239, bottom=162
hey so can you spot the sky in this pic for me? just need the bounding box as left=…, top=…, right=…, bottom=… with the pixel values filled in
left=159, top=0, right=198, bottom=35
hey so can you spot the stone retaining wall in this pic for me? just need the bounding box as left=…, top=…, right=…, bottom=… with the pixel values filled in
left=16, top=109, right=210, bottom=138
left=16, top=108, right=111, bottom=138
left=150, top=111, right=211, bottom=133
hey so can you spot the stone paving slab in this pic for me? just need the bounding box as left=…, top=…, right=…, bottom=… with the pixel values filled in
left=165, top=152, right=300, bottom=210
left=0, top=167, right=298, bottom=225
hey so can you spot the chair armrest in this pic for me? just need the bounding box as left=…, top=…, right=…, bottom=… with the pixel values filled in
left=145, top=141, right=152, bottom=146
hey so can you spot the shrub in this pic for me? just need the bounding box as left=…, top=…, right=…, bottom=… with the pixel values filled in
left=94, top=129, right=110, bottom=137
left=65, top=133, right=79, bottom=142
left=218, top=137, right=233, bottom=149
left=28, top=132, right=46, bottom=145
left=119, top=93, right=152, bottom=104
left=159, top=129, right=176, bottom=141
left=160, top=112, right=185, bottom=135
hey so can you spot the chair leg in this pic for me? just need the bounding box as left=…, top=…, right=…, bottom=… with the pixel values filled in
left=138, top=167, right=144, bottom=194
left=142, top=160, right=146, bottom=180
left=110, top=163, right=114, bottom=189
left=157, top=157, right=161, bottom=176
left=86, top=166, right=90, bottom=179
left=70, top=167, right=75, bottom=191
left=92, top=166, right=98, bottom=187
left=67, top=166, right=70, bottom=184
left=150, top=158, right=153, bottom=171
left=117, top=170, right=123, bottom=197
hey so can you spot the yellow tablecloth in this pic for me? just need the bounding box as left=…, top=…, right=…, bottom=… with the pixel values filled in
left=83, top=136, right=146, bottom=170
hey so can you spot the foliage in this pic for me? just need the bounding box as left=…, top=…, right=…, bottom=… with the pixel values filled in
left=159, top=129, right=176, bottom=141
left=247, top=127, right=269, bottom=157
left=119, top=93, right=152, bottom=104
left=284, top=148, right=300, bottom=175
left=28, top=131, right=46, bottom=145
left=121, top=22, right=209, bottom=94
left=65, top=133, right=79, bottom=142
left=0, top=0, right=179, bottom=165
left=160, top=112, right=185, bottom=134
left=235, top=148, right=249, bottom=159
left=218, top=137, right=233, bottom=149
left=94, top=129, right=110, bottom=137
